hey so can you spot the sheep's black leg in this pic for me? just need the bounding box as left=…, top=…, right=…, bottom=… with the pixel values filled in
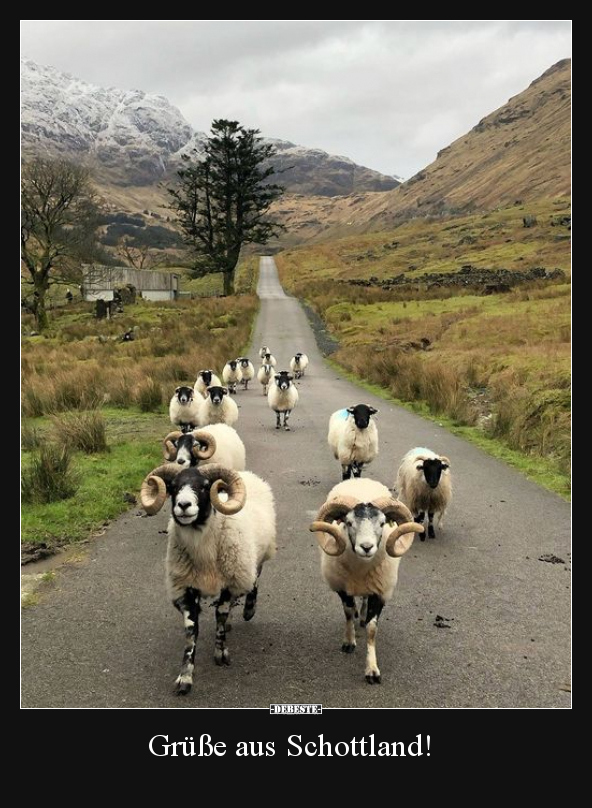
left=415, top=511, right=426, bottom=541
left=173, top=587, right=201, bottom=695
left=342, top=465, right=352, bottom=480
left=364, top=595, right=384, bottom=684
left=338, top=590, right=356, bottom=653
left=243, top=565, right=262, bottom=621
left=283, top=410, right=291, bottom=431
left=359, top=596, right=369, bottom=627
left=275, top=411, right=281, bottom=429
left=214, top=588, right=233, bottom=666
left=353, top=462, right=363, bottom=478
left=428, top=511, right=436, bottom=539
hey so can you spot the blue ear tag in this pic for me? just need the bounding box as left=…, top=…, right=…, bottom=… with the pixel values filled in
left=336, top=409, right=349, bottom=420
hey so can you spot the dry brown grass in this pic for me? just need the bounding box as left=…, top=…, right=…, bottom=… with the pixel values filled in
left=21, top=296, right=258, bottom=417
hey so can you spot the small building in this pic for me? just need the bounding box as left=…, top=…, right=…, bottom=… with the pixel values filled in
left=81, top=264, right=179, bottom=302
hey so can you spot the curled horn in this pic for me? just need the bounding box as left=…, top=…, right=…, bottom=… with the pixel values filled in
left=190, top=429, right=217, bottom=461
left=370, top=496, right=422, bottom=557
left=163, top=430, right=183, bottom=461
left=140, top=463, right=184, bottom=515
left=385, top=523, right=424, bottom=557
left=440, top=456, right=451, bottom=467
left=197, top=464, right=246, bottom=515
left=309, top=495, right=359, bottom=556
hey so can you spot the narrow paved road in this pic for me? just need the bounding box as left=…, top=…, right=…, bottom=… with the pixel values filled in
left=21, top=257, right=571, bottom=708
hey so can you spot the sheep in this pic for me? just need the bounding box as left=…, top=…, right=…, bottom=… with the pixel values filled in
left=267, top=371, right=299, bottom=431
left=258, top=345, right=271, bottom=359
left=289, top=352, right=309, bottom=379
left=140, top=462, right=276, bottom=695
left=162, top=424, right=246, bottom=471
left=194, top=369, right=222, bottom=399
left=237, top=357, right=255, bottom=390
left=197, top=385, right=239, bottom=427
left=257, top=363, right=274, bottom=395
left=169, top=386, right=201, bottom=433
left=394, top=447, right=452, bottom=540
left=309, top=478, right=423, bottom=684
left=261, top=351, right=277, bottom=368
left=222, top=360, right=243, bottom=394
left=328, top=405, right=379, bottom=480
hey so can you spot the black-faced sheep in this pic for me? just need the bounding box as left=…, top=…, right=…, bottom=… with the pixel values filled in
left=267, top=371, right=299, bottom=431
left=194, top=369, right=222, bottom=399
left=395, top=447, right=452, bottom=540
left=222, top=360, right=243, bottom=394
left=289, top=352, right=309, bottom=379
left=141, top=463, right=276, bottom=695
left=261, top=351, right=277, bottom=368
left=309, top=478, right=423, bottom=684
left=257, top=363, right=274, bottom=395
left=197, top=386, right=239, bottom=427
left=169, top=386, right=201, bottom=433
left=162, top=424, right=246, bottom=471
left=328, top=405, right=379, bottom=480
left=237, top=358, right=255, bottom=390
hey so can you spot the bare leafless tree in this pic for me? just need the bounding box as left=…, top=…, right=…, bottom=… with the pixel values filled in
left=21, top=158, right=99, bottom=330
left=116, top=237, right=157, bottom=270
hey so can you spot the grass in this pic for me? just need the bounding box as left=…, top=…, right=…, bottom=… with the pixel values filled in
left=51, top=410, right=109, bottom=453
left=21, top=431, right=162, bottom=548
left=21, top=265, right=260, bottom=552
left=277, top=201, right=571, bottom=498
left=21, top=445, right=79, bottom=505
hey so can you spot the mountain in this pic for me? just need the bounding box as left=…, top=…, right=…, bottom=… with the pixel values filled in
left=20, top=58, right=399, bottom=196
left=268, top=59, right=571, bottom=244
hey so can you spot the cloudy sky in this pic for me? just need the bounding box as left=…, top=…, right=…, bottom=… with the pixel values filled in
left=20, top=20, right=571, bottom=178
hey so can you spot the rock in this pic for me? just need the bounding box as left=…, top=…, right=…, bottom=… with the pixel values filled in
left=523, top=215, right=538, bottom=227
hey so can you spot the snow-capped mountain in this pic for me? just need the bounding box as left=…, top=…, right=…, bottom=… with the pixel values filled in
left=20, top=58, right=400, bottom=195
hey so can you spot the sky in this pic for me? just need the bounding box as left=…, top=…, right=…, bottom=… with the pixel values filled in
left=20, top=20, right=571, bottom=178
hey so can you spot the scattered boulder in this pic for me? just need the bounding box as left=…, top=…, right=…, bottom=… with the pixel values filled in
left=523, top=215, right=538, bottom=228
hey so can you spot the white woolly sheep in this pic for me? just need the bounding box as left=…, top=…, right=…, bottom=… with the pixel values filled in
left=309, top=478, right=423, bottom=684
left=328, top=405, right=379, bottom=480
left=267, top=371, right=299, bottom=430
left=141, top=462, right=276, bottom=695
left=197, top=386, right=239, bottom=427
left=289, top=352, right=309, bottom=379
left=194, top=369, right=222, bottom=399
left=222, top=360, right=243, bottom=394
left=261, top=351, right=277, bottom=368
left=237, top=357, right=255, bottom=390
left=257, top=363, right=274, bottom=395
left=162, top=424, right=246, bottom=471
left=395, top=447, right=452, bottom=540
left=169, top=386, right=201, bottom=433
left=258, top=346, right=271, bottom=359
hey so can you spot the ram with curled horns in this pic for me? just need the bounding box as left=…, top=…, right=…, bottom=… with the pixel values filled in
left=310, top=478, right=423, bottom=684
left=140, top=461, right=276, bottom=696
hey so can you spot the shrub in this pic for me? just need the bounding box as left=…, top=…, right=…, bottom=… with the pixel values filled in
left=21, top=445, right=78, bottom=504
left=137, top=378, right=163, bottom=411
left=51, top=411, right=109, bottom=454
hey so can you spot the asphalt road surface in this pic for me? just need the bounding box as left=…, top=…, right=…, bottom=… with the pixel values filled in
left=21, top=257, right=571, bottom=708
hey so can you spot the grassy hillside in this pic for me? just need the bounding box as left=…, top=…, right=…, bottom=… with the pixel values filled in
left=278, top=201, right=571, bottom=498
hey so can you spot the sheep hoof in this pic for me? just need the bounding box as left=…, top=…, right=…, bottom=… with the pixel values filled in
left=215, top=650, right=231, bottom=666
left=419, top=532, right=426, bottom=541
left=341, top=643, right=356, bottom=654
left=174, top=680, right=192, bottom=696
left=284, top=426, right=291, bottom=431
left=275, top=424, right=280, bottom=430
left=428, top=526, right=436, bottom=539
left=359, top=619, right=366, bottom=628
left=243, top=607, right=255, bottom=621
left=365, top=672, right=381, bottom=685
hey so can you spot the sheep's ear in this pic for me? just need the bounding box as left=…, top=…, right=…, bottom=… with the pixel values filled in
left=175, top=386, right=181, bottom=393
left=274, top=374, right=281, bottom=380
left=347, top=407, right=355, bottom=414
left=369, top=407, right=378, bottom=415
left=221, top=387, right=228, bottom=394
left=440, top=456, right=450, bottom=469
